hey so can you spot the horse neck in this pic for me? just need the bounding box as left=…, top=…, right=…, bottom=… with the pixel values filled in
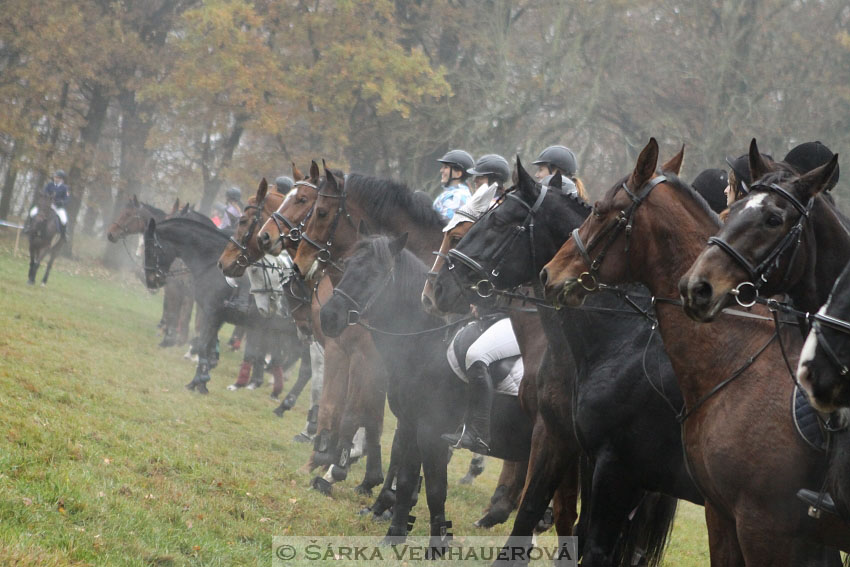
left=352, top=203, right=442, bottom=264
left=142, top=204, right=167, bottom=222
left=158, top=221, right=226, bottom=276
left=792, top=198, right=850, bottom=312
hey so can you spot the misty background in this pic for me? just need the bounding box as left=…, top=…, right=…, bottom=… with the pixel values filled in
left=1, top=0, right=848, bottom=266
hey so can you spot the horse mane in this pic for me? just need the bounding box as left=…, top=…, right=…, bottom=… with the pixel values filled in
left=141, top=202, right=166, bottom=218
left=354, top=235, right=428, bottom=303
left=602, top=170, right=720, bottom=226
left=345, top=174, right=444, bottom=231
left=157, top=217, right=229, bottom=241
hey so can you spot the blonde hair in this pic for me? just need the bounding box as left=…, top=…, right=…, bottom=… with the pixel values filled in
left=573, top=176, right=588, bottom=201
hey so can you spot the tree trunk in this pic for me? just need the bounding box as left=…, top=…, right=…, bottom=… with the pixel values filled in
left=197, top=114, right=246, bottom=215
left=0, top=140, right=20, bottom=221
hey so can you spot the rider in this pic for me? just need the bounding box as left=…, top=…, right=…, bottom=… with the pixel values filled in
left=433, top=149, right=474, bottom=221
left=724, top=150, right=773, bottom=208
left=440, top=171, right=522, bottom=456
left=274, top=176, right=294, bottom=195
left=25, top=169, right=70, bottom=238
left=218, top=186, right=243, bottom=230
left=532, top=145, right=588, bottom=200
left=691, top=168, right=729, bottom=214
left=783, top=141, right=840, bottom=191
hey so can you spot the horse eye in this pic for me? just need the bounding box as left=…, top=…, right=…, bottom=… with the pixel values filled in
left=766, top=214, right=782, bottom=227
left=592, top=203, right=603, bottom=218
left=317, top=209, right=328, bottom=219
left=297, top=197, right=307, bottom=204
left=449, top=236, right=461, bottom=246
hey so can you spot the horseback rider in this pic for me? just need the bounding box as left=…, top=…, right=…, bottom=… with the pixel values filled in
left=25, top=169, right=70, bottom=239
left=784, top=141, right=840, bottom=191
left=440, top=165, right=523, bottom=455
left=532, top=145, right=588, bottom=200
left=274, top=176, right=294, bottom=195
left=691, top=168, right=728, bottom=214
left=218, top=186, right=243, bottom=230
left=724, top=150, right=773, bottom=207
left=433, top=149, right=474, bottom=221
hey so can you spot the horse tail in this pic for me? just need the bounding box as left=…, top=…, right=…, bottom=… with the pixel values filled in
left=616, top=491, right=678, bottom=567
left=572, top=455, right=593, bottom=548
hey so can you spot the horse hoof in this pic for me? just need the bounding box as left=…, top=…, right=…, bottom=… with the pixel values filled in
left=534, top=507, right=554, bottom=533
left=197, top=382, right=209, bottom=395
left=354, top=484, right=373, bottom=496
left=27, top=280, right=34, bottom=285
left=459, top=474, right=475, bottom=485
left=373, top=509, right=392, bottom=523
left=358, top=506, right=373, bottom=516
left=292, top=433, right=313, bottom=443
left=226, top=384, right=242, bottom=391
left=273, top=406, right=286, bottom=417
left=246, top=382, right=260, bottom=390
left=330, top=465, right=348, bottom=482
left=311, top=476, right=333, bottom=496
left=186, top=379, right=197, bottom=391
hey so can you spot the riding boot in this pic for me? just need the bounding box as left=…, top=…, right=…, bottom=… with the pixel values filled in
left=441, top=361, right=493, bottom=455
left=797, top=489, right=848, bottom=520
left=59, top=223, right=66, bottom=240
left=227, top=361, right=252, bottom=390
left=270, top=364, right=286, bottom=399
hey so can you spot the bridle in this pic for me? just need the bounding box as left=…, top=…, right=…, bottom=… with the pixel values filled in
left=227, top=196, right=266, bottom=268
left=259, top=180, right=319, bottom=250
left=332, top=265, right=396, bottom=326
left=110, top=209, right=148, bottom=240
left=298, top=175, right=354, bottom=271
left=570, top=175, right=668, bottom=294
left=143, top=232, right=169, bottom=286
left=705, top=181, right=813, bottom=308
left=444, top=184, right=549, bottom=299
left=811, top=312, right=850, bottom=378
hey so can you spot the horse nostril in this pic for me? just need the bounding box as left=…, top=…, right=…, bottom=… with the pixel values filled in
left=539, top=267, right=549, bottom=287
left=217, top=261, right=223, bottom=271
left=691, top=280, right=713, bottom=306
left=421, top=293, right=433, bottom=308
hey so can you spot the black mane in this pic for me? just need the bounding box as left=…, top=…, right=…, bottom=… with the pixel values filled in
left=345, top=174, right=444, bottom=231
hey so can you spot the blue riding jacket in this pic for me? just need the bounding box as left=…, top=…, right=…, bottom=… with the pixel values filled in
left=44, top=181, right=70, bottom=207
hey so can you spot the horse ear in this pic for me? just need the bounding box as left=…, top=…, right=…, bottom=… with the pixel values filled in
left=748, top=139, right=772, bottom=183
left=550, top=171, right=563, bottom=188
left=145, top=218, right=156, bottom=238
left=324, top=162, right=340, bottom=194
left=795, top=153, right=840, bottom=199
left=358, top=219, right=372, bottom=237
left=258, top=178, right=268, bottom=201
left=661, top=144, right=685, bottom=175
left=309, top=160, right=320, bottom=182
left=388, top=232, right=408, bottom=256
left=171, top=198, right=180, bottom=214
left=181, top=203, right=190, bottom=215
left=517, top=156, right=539, bottom=201
left=292, top=162, right=304, bottom=181
left=631, top=138, right=659, bottom=188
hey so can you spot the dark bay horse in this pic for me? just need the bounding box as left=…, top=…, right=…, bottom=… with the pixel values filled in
left=681, top=138, right=845, bottom=320
left=27, top=192, right=64, bottom=285
left=542, top=139, right=848, bottom=564
left=144, top=217, right=300, bottom=395
left=319, top=234, right=534, bottom=548
left=433, top=160, right=695, bottom=566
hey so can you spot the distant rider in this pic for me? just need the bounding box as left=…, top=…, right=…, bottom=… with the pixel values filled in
left=25, top=169, right=70, bottom=239
left=432, top=149, right=474, bottom=221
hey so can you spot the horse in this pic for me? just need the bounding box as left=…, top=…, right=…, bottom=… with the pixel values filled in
left=681, top=138, right=845, bottom=321
left=432, top=159, right=695, bottom=566
left=541, top=138, right=848, bottom=564
left=143, top=217, right=300, bottom=395
left=27, top=192, right=65, bottom=285
left=319, top=234, right=534, bottom=548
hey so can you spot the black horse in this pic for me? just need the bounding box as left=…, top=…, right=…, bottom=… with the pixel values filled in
left=27, top=192, right=65, bottom=285
left=143, top=217, right=300, bottom=393
left=319, top=233, right=534, bottom=547
left=432, top=160, right=702, bottom=566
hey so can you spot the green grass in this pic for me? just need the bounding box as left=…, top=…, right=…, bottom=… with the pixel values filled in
left=0, top=233, right=709, bottom=566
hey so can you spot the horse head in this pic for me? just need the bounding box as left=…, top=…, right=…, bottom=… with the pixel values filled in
left=218, top=178, right=283, bottom=277
left=258, top=160, right=321, bottom=257
left=143, top=218, right=172, bottom=290
left=107, top=195, right=148, bottom=242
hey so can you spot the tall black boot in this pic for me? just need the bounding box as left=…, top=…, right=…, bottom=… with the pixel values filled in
left=59, top=223, right=66, bottom=240
left=441, top=361, right=492, bottom=455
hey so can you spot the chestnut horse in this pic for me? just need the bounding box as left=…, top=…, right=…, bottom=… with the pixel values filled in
left=541, top=139, right=848, bottom=564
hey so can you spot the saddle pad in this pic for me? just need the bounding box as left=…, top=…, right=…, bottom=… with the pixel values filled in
left=792, top=385, right=826, bottom=452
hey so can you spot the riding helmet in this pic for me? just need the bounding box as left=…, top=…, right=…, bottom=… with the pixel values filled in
left=437, top=149, right=475, bottom=175
left=467, top=154, right=511, bottom=184
left=783, top=141, right=839, bottom=191
left=54, top=169, right=66, bottom=180
left=225, top=186, right=242, bottom=201
left=691, top=168, right=728, bottom=214
left=725, top=152, right=773, bottom=196
left=275, top=176, right=294, bottom=193
left=533, top=145, right=578, bottom=177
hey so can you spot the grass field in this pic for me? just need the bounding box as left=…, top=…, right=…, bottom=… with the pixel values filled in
left=0, top=232, right=710, bottom=566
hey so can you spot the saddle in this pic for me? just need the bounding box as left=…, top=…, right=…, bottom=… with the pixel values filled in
left=792, top=385, right=828, bottom=452
left=449, top=315, right=521, bottom=395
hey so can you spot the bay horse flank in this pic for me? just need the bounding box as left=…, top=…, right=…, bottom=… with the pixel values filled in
left=542, top=139, right=848, bottom=564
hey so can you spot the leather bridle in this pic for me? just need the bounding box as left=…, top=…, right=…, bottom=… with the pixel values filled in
left=299, top=176, right=354, bottom=271
left=705, top=182, right=813, bottom=308
left=259, top=180, right=319, bottom=250
left=332, top=266, right=396, bottom=326
left=570, top=175, right=668, bottom=293
left=228, top=196, right=266, bottom=268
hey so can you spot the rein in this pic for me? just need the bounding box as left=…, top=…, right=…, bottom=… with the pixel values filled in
left=299, top=177, right=354, bottom=273
left=227, top=197, right=266, bottom=268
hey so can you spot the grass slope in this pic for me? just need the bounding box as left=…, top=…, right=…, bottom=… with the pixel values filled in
left=0, top=238, right=709, bottom=566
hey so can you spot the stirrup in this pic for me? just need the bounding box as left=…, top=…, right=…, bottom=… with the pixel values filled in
left=797, top=489, right=840, bottom=519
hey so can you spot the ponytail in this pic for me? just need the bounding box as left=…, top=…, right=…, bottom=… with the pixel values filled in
left=573, top=176, right=588, bottom=201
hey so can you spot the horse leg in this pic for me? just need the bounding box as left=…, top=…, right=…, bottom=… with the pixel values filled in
left=384, top=422, right=421, bottom=543
left=176, top=281, right=193, bottom=346
left=418, top=422, right=452, bottom=557
left=475, top=460, right=526, bottom=528
left=160, top=279, right=181, bottom=347
left=41, top=247, right=59, bottom=285
left=190, top=315, right=221, bottom=395
left=499, top=416, right=577, bottom=566
left=704, top=503, right=745, bottom=567
left=275, top=342, right=311, bottom=416
left=28, top=255, right=38, bottom=284
left=735, top=510, right=841, bottom=567
left=366, top=427, right=400, bottom=522
left=308, top=339, right=347, bottom=470
left=352, top=347, right=387, bottom=494
left=459, top=455, right=486, bottom=485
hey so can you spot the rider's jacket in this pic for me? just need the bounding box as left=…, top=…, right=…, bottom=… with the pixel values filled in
left=44, top=182, right=69, bottom=207
left=432, top=183, right=471, bottom=221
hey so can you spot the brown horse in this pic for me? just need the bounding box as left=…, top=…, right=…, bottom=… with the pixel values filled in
left=423, top=201, right=578, bottom=535
left=541, top=139, right=849, bottom=564
left=681, top=138, right=845, bottom=320
left=27, top=193, right=64, bottom=285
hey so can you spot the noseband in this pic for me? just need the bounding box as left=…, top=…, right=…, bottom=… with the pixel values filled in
left=299, top=176, right=353, bottom=270
left=570, top=175, right=668, bottom=293
left=228, top=198, right=266, bottom=267
left=445, top=184, right=549, bottom=299
left=332, top=266, right=396, bottom=326
left=706, top=182, right=813, bottom=308
left=260, top=180, right=319, bottom=249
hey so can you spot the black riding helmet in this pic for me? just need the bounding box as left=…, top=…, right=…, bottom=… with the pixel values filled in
left=691, top=168, right=728, bottom=214
left=533, top=145, right=578, bottom=177
left=275, top=176, right=294, bottom=193
left=437, top=149, right=475, bottom=181
left=726, top=151, right=773, bottom=197
left=467, top=154, right=510, bottom=184
left=784, top=141, right=840, bottom=192
left=54, top=169, right=67, bottom=180
left=225, top=186, right=242, bottom=202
